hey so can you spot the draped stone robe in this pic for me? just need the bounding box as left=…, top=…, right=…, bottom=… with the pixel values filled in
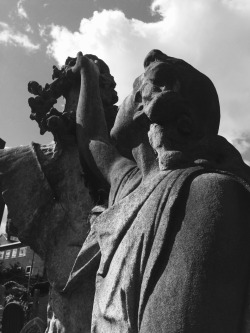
left=64, top=137, right=250, bottom=332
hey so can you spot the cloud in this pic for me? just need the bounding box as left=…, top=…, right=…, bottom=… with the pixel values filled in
left=45, top=0, right=250, bottom=146
left=0, top=22, right=39, bottom=51
left=222, top=0, right=250, bottom=11
left=25, top=24, right=33, bottom=33
left=232, top=136, right=250, bottom=163
left=233, top=137, right=250, bottom=154
left=17, top=0, right=28, bottom=19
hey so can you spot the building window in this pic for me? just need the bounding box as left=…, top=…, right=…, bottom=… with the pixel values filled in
left=0, top=251, right=4, bottom=260
left=25, top=266, right=32, bottom=276
left=19, top=247, right=27, bottom=257
left=11, top=248, right=17, bottom=258
left=10, top=236, right=19, bottom=242
left=5, top=250, right=11, bottom=259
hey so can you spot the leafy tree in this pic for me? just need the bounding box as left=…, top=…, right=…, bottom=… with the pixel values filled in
left=0, top=262, right=26, bottom=285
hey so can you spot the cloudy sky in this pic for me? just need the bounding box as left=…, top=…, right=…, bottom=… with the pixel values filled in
left=0, top=0, right=250, bottom=152
left=0, top=0, right=250, bottom=231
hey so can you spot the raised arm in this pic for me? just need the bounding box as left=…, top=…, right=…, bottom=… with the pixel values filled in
left=72, top=52, right=127, bottom=185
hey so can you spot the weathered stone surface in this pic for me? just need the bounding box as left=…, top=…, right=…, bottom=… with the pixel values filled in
left=70, top=49, right=250, bottom=332
left=20, top=317, right=46, bottom=333
left=1, top=49, right=250, bottom=333
left=0, top=54, right=117, bottom=333
left=0, top=141, right=96, bottom=332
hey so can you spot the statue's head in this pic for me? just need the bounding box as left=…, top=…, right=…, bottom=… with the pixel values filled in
left=111, top=49, right=220, bottom=156
left=83, top=54, right=118, bottom=108
left=28, top=54, right=118, bottom=139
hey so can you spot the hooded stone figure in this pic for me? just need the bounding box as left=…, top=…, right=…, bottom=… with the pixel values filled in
left=62, top=49, right=250, bottom=332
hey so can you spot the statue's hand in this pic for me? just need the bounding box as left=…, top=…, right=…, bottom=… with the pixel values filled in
left=68, top=52, right=100, bottom=80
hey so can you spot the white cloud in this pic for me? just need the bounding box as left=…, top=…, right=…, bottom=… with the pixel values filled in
left=232, top=137, right=250, bottom=155
left=0, top=22, right=39, bottom=51
left=25, top=24, right=33, bottom=33
left=38, top=24, right=47, bottom=38
left=17, top=0, right=28, bottom=19
left=222, top=0, right=250, bottom=12
left=45, top=0, right=250, bottom=145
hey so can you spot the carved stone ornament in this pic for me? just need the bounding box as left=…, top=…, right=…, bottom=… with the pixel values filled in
left=28, top=55, right=118, bottom=141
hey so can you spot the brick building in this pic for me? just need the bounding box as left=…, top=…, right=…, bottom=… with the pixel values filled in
left=0, top=234, right=44, bottom=277
left=0, top=137, right=45, bottom=279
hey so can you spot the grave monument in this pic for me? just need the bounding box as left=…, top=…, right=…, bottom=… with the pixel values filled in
left=1, top=49, right=250, bottom=332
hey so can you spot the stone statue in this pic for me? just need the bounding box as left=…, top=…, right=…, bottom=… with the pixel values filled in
left=1, top=48, right=250, bottom=333
left=62, top=49, right=250, bottom=332
left=0, top=55, right=118, bottom=333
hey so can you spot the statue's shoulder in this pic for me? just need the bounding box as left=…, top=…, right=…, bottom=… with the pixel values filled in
left=176, top=171, right=250, bottom=236
left=188, top=171, right=250, bottom=212
left=191, top=171, right=248, bottom=193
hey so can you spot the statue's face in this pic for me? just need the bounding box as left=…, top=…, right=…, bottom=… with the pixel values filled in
left=139, top=61, right=183, bottom=124
left=141, top=61, right=179, bottom=103
left=100, top=73, right=118, bottom=107
left=111, top=53, right=220, bottom=152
